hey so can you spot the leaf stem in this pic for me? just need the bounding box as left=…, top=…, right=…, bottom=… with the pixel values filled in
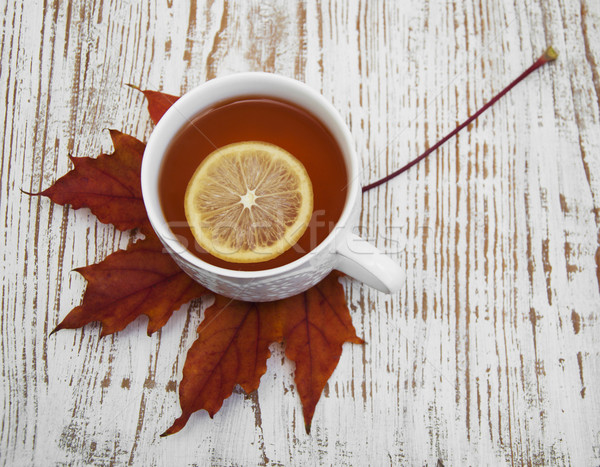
left=362, top=47, right=558, bottom=193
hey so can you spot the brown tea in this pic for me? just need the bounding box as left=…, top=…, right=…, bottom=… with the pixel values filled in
left=158, top=96, right=347, bottom=271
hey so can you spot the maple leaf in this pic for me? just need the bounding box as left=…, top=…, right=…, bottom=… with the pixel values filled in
left=163, top=272, right=363, bottom=436
left=29, top=130, right=147, bottom=231
left=32, top=122, right=208, bottom=336
left=38, top=88, right=363, bottom=438
left=161, top=296, right=282, bottom=436
left=128, top=84, right=180, bottom=124
left=52, top=232, right=208, bottom=336
left=279, top=271, right=364, bottom=432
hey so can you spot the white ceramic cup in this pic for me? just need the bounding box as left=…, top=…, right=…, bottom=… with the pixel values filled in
left=142, top=73, right=404, bottom=301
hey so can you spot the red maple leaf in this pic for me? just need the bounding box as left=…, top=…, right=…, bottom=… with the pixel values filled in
left=30, top=127, right=208, bottom=336
left=128, top=84, right=179, bottom=124
left=34, top=87, right=363, bottom=435
left=51, top=233, right=208, bottom=336
left=29, top=130, right=147, bottom=231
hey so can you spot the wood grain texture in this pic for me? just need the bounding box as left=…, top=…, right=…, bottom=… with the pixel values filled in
left=1, top=0, right=599, bottom=465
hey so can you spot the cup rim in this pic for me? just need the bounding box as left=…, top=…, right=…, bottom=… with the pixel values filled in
left=141, top=72, right=360, bottom=279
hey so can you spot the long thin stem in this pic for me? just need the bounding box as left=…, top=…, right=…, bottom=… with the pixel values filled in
left=362, top=46, right=558, bottom=193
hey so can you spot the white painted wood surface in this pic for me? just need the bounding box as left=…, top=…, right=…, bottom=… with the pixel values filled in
left=2, top=0, right=600, bottom=465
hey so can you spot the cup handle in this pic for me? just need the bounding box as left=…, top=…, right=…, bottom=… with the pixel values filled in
left=334, top=232, right=404, bottom=294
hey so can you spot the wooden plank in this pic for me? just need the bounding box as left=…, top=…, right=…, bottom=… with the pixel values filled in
left=1, top=0, right=599, bottom=465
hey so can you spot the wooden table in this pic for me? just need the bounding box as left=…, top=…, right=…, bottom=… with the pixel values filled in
left=2, top=1, right=599, bottom=465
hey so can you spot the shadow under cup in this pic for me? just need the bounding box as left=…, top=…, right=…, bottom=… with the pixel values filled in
left=157, top=95, right=349, bottom=272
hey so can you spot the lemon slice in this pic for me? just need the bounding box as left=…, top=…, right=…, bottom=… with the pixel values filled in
left=184, top=141, right=313, bottom=263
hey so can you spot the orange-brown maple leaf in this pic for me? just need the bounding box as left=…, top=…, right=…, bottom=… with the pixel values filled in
left=279, top=271, right=364, bottom=433
left=163, top=272, right=363, bottom=436
left=52, top=232, right=208, bottom=336
left=162, top=296, right=283, bottom=436
left=30, top=130, right=147, bottom=231
left=129, top=84, right=180, bottom=124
